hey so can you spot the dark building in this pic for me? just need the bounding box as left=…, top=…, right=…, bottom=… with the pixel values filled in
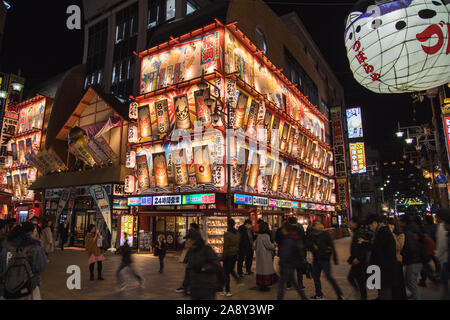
left=349, top=145, right=383, bottom=220
left=0, top=1, right=6, bottom=52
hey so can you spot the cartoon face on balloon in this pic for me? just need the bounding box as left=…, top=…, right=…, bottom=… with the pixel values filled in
left=344, top=0, right=450, bottom=94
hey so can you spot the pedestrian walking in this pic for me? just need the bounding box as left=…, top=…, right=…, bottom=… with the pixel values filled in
left=436, top=209, right=450, bottom=299
left=347, top=216, right=369, bottom=300
left=222, top=218, right=242, bottom=297
left=40, top=219, right=55, bottom=259
left=277, top=221, right=308, bottom=300
left=175, top=224, right=201, bottom=294
left=116, top=234, right=143, bottom=290
left=387, top=218, right=407, bottom=300
left=423, top=215, right=440, bottom=276
left=237, top=219, right=254, bottom=277
left=364, top=214, right=397, bottom=300
left=85, top=224, right=105, bottom=281
left=58, top=218, right=70, bottom=251
left=155, top=234, right=167, bottom=273
left=307, top=220, right=344, bottom=300
left=30, top=217, right=41, bottom=240
left=0, top=223, right=48, bottom=300
left=185, top=231, right=222, bottom=300
left=255, top=222, right=276, bottom=291
left=398, top=215, right=425, bottom=300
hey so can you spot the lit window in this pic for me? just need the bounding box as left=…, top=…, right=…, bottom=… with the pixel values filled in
left=186, top=1, right=197, bottom=15
left=166, top=0, right=176, bottom=21
left=148, top=3, right=160, bottom=29
left=255, top=27, right=268, bottom=55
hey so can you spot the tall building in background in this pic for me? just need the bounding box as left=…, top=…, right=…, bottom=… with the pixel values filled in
left=0, top=1, right=7, bottom=52
left=82, top=0, right=213, bottom=99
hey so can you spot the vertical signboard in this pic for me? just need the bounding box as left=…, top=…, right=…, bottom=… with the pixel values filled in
left=349, top=142, right=367, bottom=174
left=443, top=115, right=450, bottom=167
left=331, top=107, right=349, bottom=212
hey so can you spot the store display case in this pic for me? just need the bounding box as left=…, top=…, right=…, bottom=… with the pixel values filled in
left=206, top=216, right=248, bottom=254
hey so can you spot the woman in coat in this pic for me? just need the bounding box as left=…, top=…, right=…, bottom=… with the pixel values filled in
left=387, top=218, right=407, bottom=300
left=85, top=224, right=105, bottom=281
left=255, top=222, right=276, bottom=291
left=40, top=219, right=54, bottom=258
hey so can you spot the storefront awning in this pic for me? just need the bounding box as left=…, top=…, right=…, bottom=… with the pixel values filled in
left=29, top=165, right=129, bottom=190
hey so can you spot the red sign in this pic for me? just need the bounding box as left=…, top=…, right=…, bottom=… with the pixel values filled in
left=443, top=116, right=450, bottom=165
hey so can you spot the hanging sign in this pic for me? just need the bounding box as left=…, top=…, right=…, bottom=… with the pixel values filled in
left=126, top=150, right=136, bottom=168
left=124, top=175, right=135, bottom=194
left=253, top=196, right=269, bottom=207
left=129, top=102, right=138, bottom=120
left=234, top=193, right=253, bottom=205
left=128, top=124, right=138, bottom=143
left=89, top=185, right=112, bottom=232
left=182, top=193, right=216, bottom=205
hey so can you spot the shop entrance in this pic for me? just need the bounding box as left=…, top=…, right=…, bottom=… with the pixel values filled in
left=150, top=216, right=201, bottom=251
left=72, top=210, right=96, bottom=247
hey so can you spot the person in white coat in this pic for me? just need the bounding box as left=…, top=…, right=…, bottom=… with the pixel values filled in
left=40, top=219, right=55, bottom=259
left=436, top=209, right=449, bottom=299
left=255, top=222, right=276, bottom=291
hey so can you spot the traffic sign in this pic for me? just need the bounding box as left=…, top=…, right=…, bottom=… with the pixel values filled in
left=436, top=174, right=447, bottom=184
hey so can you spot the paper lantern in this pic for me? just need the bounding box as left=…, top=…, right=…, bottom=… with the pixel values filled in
left=345, top=0, right=450, bottom=94
left=129, top=102, right=138, bottom=120
left=124, top=175, right=135, bottom=194
left=128, top=124, right=138, bottom=143
left=126, top=150, right=136, bottom=169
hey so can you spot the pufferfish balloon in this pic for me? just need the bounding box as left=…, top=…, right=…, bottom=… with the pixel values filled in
left=345, top=0, right=450, bottom=94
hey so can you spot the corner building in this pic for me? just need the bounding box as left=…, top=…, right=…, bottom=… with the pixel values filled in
left=128, top=20, right=337, bottom=254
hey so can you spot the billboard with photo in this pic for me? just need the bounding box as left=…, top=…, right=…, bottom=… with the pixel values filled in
left=346, top=107, right=363, bottom=139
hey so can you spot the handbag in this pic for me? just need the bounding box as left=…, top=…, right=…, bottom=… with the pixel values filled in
left=96, top=234, right=103, bottom=248
left=273, top=255, right=280, bottom=276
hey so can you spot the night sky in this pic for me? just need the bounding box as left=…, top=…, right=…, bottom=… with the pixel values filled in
left=0, top=0, right=434, bottom=162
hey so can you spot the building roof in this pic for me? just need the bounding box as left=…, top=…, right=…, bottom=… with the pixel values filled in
left=55, top=85, right=129, bottom=141
left=29, top=165, right=129, bottom=190
left=45, top=64, right=86, bottom=150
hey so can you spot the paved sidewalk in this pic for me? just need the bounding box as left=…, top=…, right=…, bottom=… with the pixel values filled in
left=39, top=237, right=443, bottom=300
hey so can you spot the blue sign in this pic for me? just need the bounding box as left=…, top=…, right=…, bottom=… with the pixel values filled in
left=436, top=174, right=447, bottom=184
left=234, top=193, right=253, bottom=205
left=127, top=197, right=153, bottom=206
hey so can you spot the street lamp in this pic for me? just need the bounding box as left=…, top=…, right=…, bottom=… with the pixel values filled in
left=405, top=138, right=414, bottom=144
left=0, top=90, right=7, bottom=99
left=11, top=82, right=24, bottom=92
left=396, top=131, right=405, bottom=138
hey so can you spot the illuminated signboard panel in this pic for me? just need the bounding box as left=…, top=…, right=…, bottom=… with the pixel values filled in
left=234, top=193, right=252, bottom=205
left=253, top=196, right=269, bottom=207
left=18, top=98, right=46, bottom=133
left=349, top=142, right=367, bottom=174
left=153, top=195, right=182, bottom=206
left=443, top=116, right=450, bottom=165
left=183, top=193, right=215, bottom=205
left=346, top=107, right=363, bottom=139
left=140, top=30, right=222, bottom=95
left=127, top=197, right=153, bottom=207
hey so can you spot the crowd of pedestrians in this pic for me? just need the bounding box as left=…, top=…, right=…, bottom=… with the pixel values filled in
left=0, top=207, right=449, bottom=301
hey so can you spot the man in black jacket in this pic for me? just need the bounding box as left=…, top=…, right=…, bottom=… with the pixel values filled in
left=399, top=215, right=425, bottom=300
left=365, top=214, right=397, bottom=300
left=58, top=218, right=70, bottom=251
left=237, top=220, right=254, bottom=277
left=307, top=220, right=343, bottom=300
left=186, top=231, right=221, bottom=300
left=347, top=216, right=369, bottom=300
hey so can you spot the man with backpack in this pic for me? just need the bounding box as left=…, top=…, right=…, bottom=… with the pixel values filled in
left=277, top=220, right=308, bottom=300
left=307, top=220, right=344, bottom=300
left=0, top=222, right=48, bottom=300
left=222, top=218, right=242, bottom=297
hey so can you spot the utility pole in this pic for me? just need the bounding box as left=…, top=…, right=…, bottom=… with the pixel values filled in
left=428, top=93, right=449, bottom=209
